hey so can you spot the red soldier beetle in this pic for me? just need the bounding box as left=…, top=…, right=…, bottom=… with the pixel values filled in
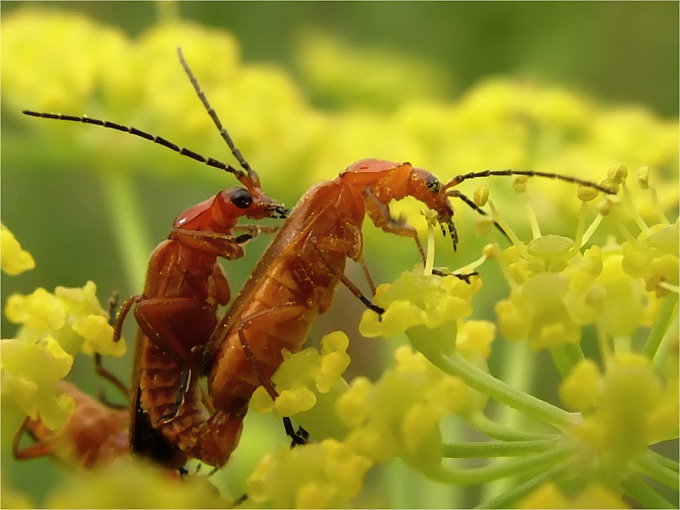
left=13, top=381, right=130, bottom=470
left=22, top=48, right=288, bottom=468
left=158, top=158, right=613, bottom=468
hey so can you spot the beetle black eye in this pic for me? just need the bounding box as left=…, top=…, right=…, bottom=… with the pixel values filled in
left=230, top=188, right=253, bottom=209
left=426, top=175, right=441, bottom=192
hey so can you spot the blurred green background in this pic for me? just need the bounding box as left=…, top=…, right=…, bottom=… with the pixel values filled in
left=4, top=1, right=678, bottom=115
left=1, top=2, right=678, bottom=507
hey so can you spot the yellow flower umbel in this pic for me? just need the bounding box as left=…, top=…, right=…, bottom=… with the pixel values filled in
left=1, top=226, right=125, bottom=440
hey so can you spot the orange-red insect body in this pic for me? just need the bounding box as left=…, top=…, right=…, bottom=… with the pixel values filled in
left=195, top=158, right=615, bottom=467
left=155, top=159, right=457, bottom=467
left=121, top=186, right=286, bottom=467
left=13, top=381, right=130, bottom=470
left=24, top=49, right=289, bottom=469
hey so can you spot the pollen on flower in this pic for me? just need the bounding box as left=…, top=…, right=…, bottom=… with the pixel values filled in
left=0, top=224, right=35, bottom=275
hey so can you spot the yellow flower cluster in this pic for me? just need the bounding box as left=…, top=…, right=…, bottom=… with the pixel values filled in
left=247, top=340, right=475, bottom=506
left=46, top=458, right=225, bottom=509
left=247, top=439, right=372, bottom=508
left=252, top=331, right=351, bottom=422
left=359, top=269, right=483, bottom=343
left=1, top=226, right=125, bottom=434
left=245, top=270, right=491, bottom=505
left=562, top=353, right=678, bottom=461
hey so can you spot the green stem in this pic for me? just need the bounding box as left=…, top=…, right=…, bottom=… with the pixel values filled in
left=646, top=449, right=680, bottom=473
left=622, top=475, right=676, bottom=509
left=443, top=438, right=559, bottom=458
left=549, top=342, right=584, bottom=378
left=643, top=293, right=678, bottom=363
left=468, top=412, right=556, bottom=441
left=634, top=451, right=680, bottom=490
left=421, top=443, right=573, bottom=485
left=100, top=171, right=151, bottom=290
left=495, top=341, right=535, bottom=427
left=410, top=335, right=579, bottom=430
left=475, top=461, right=569, bottom=509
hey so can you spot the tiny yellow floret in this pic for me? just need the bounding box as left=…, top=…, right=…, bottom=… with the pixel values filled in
left=1, top=224, right=35, bottom=275
left=560, top=359, right=603, bottom=411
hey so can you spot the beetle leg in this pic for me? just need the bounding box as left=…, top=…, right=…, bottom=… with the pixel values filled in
left=113, top=294, right=142, bottom=344
left=91, top=292, right=133, bottom=399
left=362, top=187, right=426, bottom=264
left=231, top=223, right=280, bottom=239
left=447, top=188, right=510, bottom=242
left=134, top=296, right=216, bottom=368
left=158, top=368, right=192, bottom=424
left=170, top=227, right=246, bottom=259
left=308, top=237, right=384, bottom=315
left=234, top=305, right=312, bottom=446
left=12, top=418, right=52, bottom=461
left=358, top=258, right=377, bottom=296
left=93, top=353, right=129, bottom=400
left=283, top=417, right=309, bottom=447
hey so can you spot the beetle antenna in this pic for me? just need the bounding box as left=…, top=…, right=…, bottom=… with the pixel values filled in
left=446, top=188, right=511, bottom=242
left=176, top=47, right=260, bottom=188
left=22, top=110, right=246, bottom=179
left=443, top=169, right=615, bottom=195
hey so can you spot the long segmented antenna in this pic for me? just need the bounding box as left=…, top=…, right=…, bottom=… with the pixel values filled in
left=176, top=47, right=260, bottom=189
left=447, top=188, right=511, bottom=243
left=444, top=169, right=616, bottom=195
left=21, top=110, right=246, bottom=179
left=440, top=168, right=617, bottom=250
